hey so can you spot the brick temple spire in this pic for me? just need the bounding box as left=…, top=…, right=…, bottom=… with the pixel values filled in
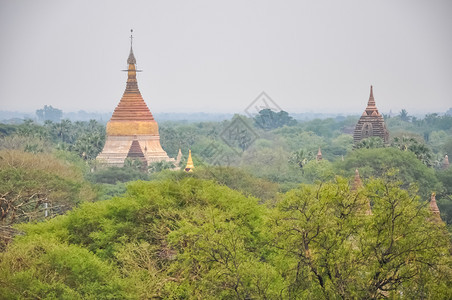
left=316, top=147, right=322, bottom=161
left=353, top=85, right=389, bottom=143
left=366, top=85, right=377, bottom=111
left=443, top=154, right=450, bottom=169
left=429, top=192, right=440, bottom=217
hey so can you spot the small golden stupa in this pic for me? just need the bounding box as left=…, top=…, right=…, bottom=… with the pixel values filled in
left=184, top=150, right=194, bottom=172
left=97, top=30, right=174, bottom=167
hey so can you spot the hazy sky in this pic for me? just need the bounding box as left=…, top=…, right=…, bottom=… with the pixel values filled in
left=1, top=0, right=451, bottom=115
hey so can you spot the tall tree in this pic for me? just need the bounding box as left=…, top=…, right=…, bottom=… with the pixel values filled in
left=399, top=109, right=411, bottom=122
left=36, top=105, right=63, bottom=122
left=271, top=177, right=452, bottom=298
left=0, top=150, right=95, bottom=246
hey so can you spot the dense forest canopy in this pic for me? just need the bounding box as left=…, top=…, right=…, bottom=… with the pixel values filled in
left=1, top=178, right=451, bottom=299
left=0, top=109, right=452, bottom=298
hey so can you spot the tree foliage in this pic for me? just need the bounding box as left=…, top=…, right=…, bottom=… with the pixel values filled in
left=253, top=109, right=297, bottom=130
left=271, top=176, right=451, bottom=298
left=335, top=148, right=440, bottom=199
left=0, top=150, right=96, bottom=247
left=0, top=177, right=450, bottom=299
left=36, top=105, right=63, bottom=122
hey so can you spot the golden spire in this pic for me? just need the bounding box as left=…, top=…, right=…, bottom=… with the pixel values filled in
left=185, top=150, right=194, bottom=172
left=106, top=30, right=158, bottom=136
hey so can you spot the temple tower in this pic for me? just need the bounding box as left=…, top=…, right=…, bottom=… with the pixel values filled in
left=353, top=86, right=389, bottom=143
left=429, top=192, right=442, bottom=223
left=316, top=147, right=322, bottom=161
left=443, top=154, right=449, bottom=169
left=97, top=31, right=173, bottom=167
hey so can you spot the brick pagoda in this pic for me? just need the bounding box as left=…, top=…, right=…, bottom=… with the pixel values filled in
left=353, top=86, right=389, bottom=143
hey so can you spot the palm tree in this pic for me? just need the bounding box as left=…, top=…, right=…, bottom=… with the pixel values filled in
left=399, top=109, right=411, bottom=122
left=391, top=136, right=416, bottom=151
left=53, top=119, right=72, bottom=143
left=354, top=137, right=385, bottom=149
left=408, top=143, right=433, bottom=166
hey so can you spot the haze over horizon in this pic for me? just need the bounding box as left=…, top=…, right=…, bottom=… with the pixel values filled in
left=1, top=0, right=451, bottom=116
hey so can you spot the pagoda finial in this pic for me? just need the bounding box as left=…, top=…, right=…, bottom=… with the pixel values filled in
left=127, top=29, right=136, bottom=65
left=185, top=150, right=194, bottom=172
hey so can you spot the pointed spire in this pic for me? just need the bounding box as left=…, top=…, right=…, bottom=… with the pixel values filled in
left=429, top=192, right=441, bottom=219
left=123, top=29, right=141, bottom=94
left=443, top=154, right=450, bottom=169
left=354, top=85, right=389, bottom=144
left=316, top=147, right=322, bottom=161
left=175, top=148, right=182, bottom=165
left=352, top=169, right=362, bottom=190
left=109, top=32, right=154, bottom=122
left=185, top=150, right=194, bottom=172
left=366, top=85, right=376, bottom=110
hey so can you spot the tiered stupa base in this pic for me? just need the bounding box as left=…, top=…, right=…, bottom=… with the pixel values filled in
left=97, top=135, right=174, bottom=167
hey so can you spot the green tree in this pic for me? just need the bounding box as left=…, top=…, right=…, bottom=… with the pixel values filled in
left=148, top=160, right=175, bottom=173
left=270, top=176, right=452, bottom=298
left=301, top=159, right=335, bottom=183
left=289, top=148, right=312, bottom=169
left=336, top=148, right=440, bottom=199
left=0, top=237, right=131, bottom=299
left=0, top=178, right=283, bottom=298
left=86, top=166, right=148, bottom=184
left=391, top=135, right=433, bottom=166
left=254, top=109, right=297, bottom=130
left=0, top=150, right=96, bottom=246
left=36, top=105, right=63, bottom=122
left=354, top=136, right=385, bottom=149
left=399, top=109, right=411, bottom=122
